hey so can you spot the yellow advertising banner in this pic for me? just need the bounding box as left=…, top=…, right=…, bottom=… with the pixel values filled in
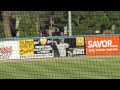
left=76, top=37, right=84, bottom=46
left=19, top=40, right=34, bottom=55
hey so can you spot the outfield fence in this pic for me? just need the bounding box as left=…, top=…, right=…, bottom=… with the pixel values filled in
left=0, top=11, right=120, bottom=79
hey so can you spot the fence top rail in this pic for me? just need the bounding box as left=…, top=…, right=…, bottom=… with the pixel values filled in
left=0, top=34, right=120, bottom=41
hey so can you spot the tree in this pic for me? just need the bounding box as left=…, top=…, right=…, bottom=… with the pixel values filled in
left=29, top=11, right=68, bottom=33
left=72, top=11, right=109, bottom=35
left=106, top=11, right=120, bottom=34
left=2, top=11, right=12, bottom=38
left=7, top=11, right=120, bottom=37
left=0, top=21, right=4, bottom=38
left=12, top=11, right=37, bottom=38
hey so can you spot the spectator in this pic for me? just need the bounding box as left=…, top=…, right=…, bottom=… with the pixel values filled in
left=63, top=25, right=68, bottom=36
left=37, top=26, right=44, bottom=37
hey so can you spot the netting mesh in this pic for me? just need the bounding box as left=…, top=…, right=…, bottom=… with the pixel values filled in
left=0, top=11, right=120, bottom=79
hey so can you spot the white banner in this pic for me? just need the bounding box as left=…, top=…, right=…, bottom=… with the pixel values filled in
left=0, top=41, right=20, bottom=60
left=20, top=53, right=54, bottom=59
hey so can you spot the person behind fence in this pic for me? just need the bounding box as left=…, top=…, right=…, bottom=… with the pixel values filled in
left=55, top=38, right=69, bottom=57
left=47, top=38, right=69, bottom=57
left=37, top=26, right=44, bottom=37
left=63, top=25, right=68, bottom=36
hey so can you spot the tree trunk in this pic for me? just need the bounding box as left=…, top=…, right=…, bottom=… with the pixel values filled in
left=111, top=25, right=116, bottom=34
left=36, top=18, right=40, bottom=35
left=2, top=11, right=12, bottom=38
left=77, top=17, right=80, bottom=26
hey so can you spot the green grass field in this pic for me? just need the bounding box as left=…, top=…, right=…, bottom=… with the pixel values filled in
left=0, top=56, right=120, bottom=79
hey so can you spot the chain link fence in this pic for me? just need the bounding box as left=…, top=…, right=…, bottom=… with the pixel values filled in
left=0, top=11, right=120, bottom=79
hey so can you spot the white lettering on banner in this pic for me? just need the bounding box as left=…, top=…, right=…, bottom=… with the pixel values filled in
left=88, top=40, right=118, bottom=48
left=73, top=49, right=85, bottom=55
left=34, top=41, right=39, bottom=45
left=107, top=48, right=118, bottom=51
left=35, top=45, right=51, bottom=49
left=34, top=49, right=39, bottom=51
left=96, top=49, right=106, bottom=51
left=113, top=48, right=118, bottom=50
left=42, top=48, right=52, bottom=50
left=37, top=51, right=50, bottom=54
left=88, top=49, right=95, bottom=52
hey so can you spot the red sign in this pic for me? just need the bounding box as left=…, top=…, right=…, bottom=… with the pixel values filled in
left=0, top=46, right=12, bottom=53
left=86, top=36, right=120, bottom=55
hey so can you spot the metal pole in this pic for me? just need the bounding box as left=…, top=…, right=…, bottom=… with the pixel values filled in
left=68, top=11, right=72, bottom=36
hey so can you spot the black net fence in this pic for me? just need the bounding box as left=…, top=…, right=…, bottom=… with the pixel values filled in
left=0, top=11, right=120, bottom=79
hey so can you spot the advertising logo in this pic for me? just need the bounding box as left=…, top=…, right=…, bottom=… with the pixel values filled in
left=86, top=36, right=120, bottom=55
left=40, top=37, right=47, bottom=45
left=19, top=40, right=34, bottom=55
left=0, top=46, right=13, bottom=59
left=76, top=37, right=84, bottom=46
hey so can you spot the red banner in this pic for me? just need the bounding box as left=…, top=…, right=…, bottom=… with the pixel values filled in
left=86, top=36, right=120, bottom=55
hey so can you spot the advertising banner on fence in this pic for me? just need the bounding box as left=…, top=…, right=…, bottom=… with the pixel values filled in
left=34, top=37, right=54, bottom=58
left=33, top=37, right=86, bottom=58
left=0, top=41, right=19, bottom=60
left=75, top=37, right=86, bottom=55
left=76, top=37, right=84, bottom=46
left=19, top=37, right=86, bottom=59
left=19, top=39, right=34, bottom=59
left=86, top=36, right=120, bottom=55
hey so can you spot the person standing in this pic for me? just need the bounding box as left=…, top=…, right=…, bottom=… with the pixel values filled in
left=55, top=38, right=69, bottom=57
left=63, top=25, right=68, bottom=36
left=47, top=38, right=69, bottom=57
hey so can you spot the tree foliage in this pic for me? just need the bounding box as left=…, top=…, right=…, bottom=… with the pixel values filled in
left=1, top=11, right=120, bottom=38
left=72, top=11, right=111, bottom=35
left=12, top=11, right=37, bottom=38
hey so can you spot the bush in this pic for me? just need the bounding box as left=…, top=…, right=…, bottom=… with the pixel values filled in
left=103, top=29, right=113, bottom=34
left=114, top=26, right=120, bottom=34
left=72, top=24, right=94, bottom=35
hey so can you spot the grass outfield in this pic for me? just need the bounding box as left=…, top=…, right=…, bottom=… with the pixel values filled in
left=0, top=56, right=120, bottom=79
